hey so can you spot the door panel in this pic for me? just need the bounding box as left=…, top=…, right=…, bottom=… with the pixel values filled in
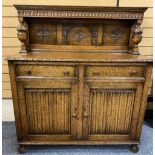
left=83, top=82, right=143, bottom=141
left=17, top=80, right=78, bottom=141
left=25, top=88, right=71, bottom=134
left=89, top=89, right=135, bottom=134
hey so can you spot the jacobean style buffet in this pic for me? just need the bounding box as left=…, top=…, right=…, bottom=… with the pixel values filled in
left=7, top=5, right=152, bottom=153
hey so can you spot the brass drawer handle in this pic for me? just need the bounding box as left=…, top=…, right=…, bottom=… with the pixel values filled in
left=93, top=71, right=100, bottom=76
left=63, top=71, right=70, bottom=76
left=25, top=69, right=31, bottom=75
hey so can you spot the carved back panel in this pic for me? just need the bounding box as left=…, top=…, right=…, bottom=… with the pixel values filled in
left=28, top=18, right=132, bottom=49
left=29, top=20, right=57, bottom=45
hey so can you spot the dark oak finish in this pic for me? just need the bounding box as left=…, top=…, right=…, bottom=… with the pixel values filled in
left=7, top=5, right=152, bottom=153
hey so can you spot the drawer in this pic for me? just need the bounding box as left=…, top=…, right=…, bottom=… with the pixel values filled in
left=16, top=65, right=76, bottom=77
left=85, top=66, right=145, bottom=78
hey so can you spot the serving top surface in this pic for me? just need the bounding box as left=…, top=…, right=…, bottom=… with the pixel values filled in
left=7, top=52, right=152, bottom=63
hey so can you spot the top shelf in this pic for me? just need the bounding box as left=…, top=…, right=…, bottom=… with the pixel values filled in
left=14, top=5, right=147, bottom=20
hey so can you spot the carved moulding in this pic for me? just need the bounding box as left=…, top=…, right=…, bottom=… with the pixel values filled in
left=17, top=10, right=144, bottom=19
left=17, top=17, right=29, bottom=53
left=14, top=5, right=147, bottom=20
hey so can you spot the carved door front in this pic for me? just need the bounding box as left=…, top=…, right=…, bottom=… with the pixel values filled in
left=83, top=82, right=144, bottom=142
left=17, top=79, right=78, bottom=141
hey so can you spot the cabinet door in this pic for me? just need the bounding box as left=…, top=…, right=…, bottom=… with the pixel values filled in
left=83, top=82, right=143, bottom=142
left=17, top=80, right=78, bottom=141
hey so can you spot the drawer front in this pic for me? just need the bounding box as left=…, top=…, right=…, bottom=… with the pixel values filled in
left=16, top=65, right=76, bottom=77
left=85, top=66, right=145, bottom=78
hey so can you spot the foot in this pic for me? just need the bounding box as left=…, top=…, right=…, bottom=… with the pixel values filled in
left=18, top=145, right=27, bottom=154
left=129, top=144, right=139, bottom=153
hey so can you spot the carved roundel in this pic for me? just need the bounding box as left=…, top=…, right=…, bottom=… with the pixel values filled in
left=67, top=27, right=92, bottom=45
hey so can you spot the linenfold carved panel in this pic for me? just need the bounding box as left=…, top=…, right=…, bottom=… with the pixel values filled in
left=25, top=88, right=71, bottom=134
left=89, top=89, right=135, bottom=134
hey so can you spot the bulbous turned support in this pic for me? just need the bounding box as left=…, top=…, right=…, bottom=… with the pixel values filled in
left=130, top=20, right=143, bottom=55
left=132, top=27, right=143, bottom=54
left=17, top=17, right=28, bottom=53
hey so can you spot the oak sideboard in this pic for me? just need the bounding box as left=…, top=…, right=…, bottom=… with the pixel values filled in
left=7, top=5, right=152, bottom=153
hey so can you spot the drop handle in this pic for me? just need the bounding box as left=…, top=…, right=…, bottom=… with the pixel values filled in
left=93, top=71, right=100, bottom=76
left=63, top=71, right=70, bottom=76
left=130, top=71, right=138, bottom=76
left=25, top=69, right=31, bottom=75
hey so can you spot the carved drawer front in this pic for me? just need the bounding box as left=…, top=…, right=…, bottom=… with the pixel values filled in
left=85, top=65, right=145, bottom=78
left=16, top=65, right=76, bottom=77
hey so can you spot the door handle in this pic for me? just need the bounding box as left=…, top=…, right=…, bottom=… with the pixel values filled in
left=63, top=71, right=70, bottom=76
left=83, top=113, right=89, bottom=118
left=72, top=113, right=77, bottom=118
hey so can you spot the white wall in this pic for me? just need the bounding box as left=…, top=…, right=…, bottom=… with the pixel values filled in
left=2, top=99, right=15, bottom=121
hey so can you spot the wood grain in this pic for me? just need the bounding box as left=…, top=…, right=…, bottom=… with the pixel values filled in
left=2, top=37, right=153, bottom=48
left=16, top=65, right=76, bottom=77
left=2, top=27, right=153, bottom=38
left=25, top=89, right=71, bottom=134
left=7, top=60, right=153, bottom=146
left=86, top=65, right=145, bottom=78
left=89, top=89, right=135, bottom=134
